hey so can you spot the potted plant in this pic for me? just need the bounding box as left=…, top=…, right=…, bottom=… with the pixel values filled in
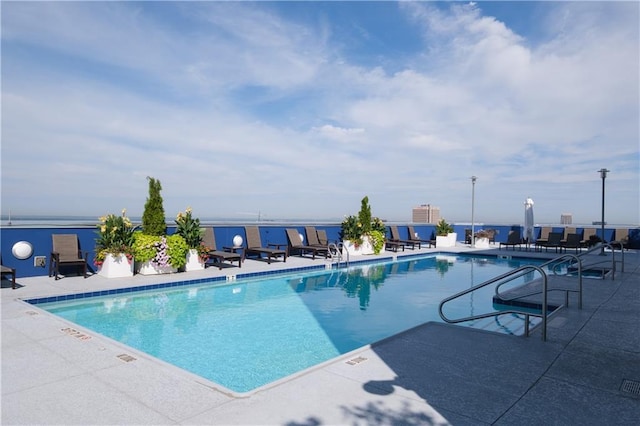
left=132, top=233, right=188, bottom=274
left=473, top=229, right=492, bottom=248
left=94, top=209, right=136, bottom=278
left=341, top=196, right=385, bottom=255
left=435, top=219, right=457, bottom=248
left=175, top=207, right=210, bottom=271
left=133, top=176, right=188, bottom=274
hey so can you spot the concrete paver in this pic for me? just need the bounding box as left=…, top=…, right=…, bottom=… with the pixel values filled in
left=2, top=245, right=639, bottom=425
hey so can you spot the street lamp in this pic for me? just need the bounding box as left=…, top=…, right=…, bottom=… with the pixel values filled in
left=471, top=176, right=477, bottom=247
left=598, top=168, right=609, bottom=255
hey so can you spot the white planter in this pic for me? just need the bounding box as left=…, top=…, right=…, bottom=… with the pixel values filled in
left=136, top=261, right=177, bottom=275
left=185, top=249, right=205, bottom=272
left=474, top=237, right=490, bottom=248
left=98, top=253, right=133, bottom=278
left=343, top=236, right=375, bottom=255
left=436, top=232, right=458, bottom=248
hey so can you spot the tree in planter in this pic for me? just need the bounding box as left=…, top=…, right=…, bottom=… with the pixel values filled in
left=358, top=196, right=372, bottom=236
left=435, top=219, right=454, bottom=236
left=142, top=176, right=166, bottom=236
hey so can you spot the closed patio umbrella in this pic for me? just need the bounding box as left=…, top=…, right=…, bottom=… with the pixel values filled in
left=524, top=197, right=535, bottom=243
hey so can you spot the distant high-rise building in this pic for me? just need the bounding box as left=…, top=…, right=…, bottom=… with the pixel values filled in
left=561, top=213, right=573, bottom=224
left=412, top=204, right=440, bottom=223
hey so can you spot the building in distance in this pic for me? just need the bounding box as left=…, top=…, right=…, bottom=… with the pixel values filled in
left=412, top=204, right=440, bottom=224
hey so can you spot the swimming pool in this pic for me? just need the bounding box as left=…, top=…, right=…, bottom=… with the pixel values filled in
left=35, top=254, right=543, bottom=393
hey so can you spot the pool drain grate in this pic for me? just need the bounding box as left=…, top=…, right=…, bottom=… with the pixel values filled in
left=620, top=379, right=640, bottom=396
left=117, top=354, right=137, bottom=363
left=60, top=327, right=91, bottom=340
left=346, top=356, right=367, bottom=365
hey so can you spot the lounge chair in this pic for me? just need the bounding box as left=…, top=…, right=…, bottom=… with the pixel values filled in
left=580, top=228, right=597, bottom=248
left=536, top=227, right=552, bottom=245
left=1, top=264, right=16, bottom=289
left=285, top=229, right=328, bottom=260
left=407, top=226, right=435, bottom=248
left=316, top=229, right=330, bottom=246
left=389, top=226, right=418, bottom=249
left=612, top=228, right=629, bottom=250
left=561, top=233, right=582, bottom=253
left=560, top=227, right=577, bottom=244
left=535, top=232, right=563, bottom=253
left=244, top=226, right=287, bottom=264
left=202, top=228, right=242, bottom=269
left=304, top=226, right=328, bottom=248
left=499, top=230, right=524, bottom=250
left=49, top=234, right=88, bottom=280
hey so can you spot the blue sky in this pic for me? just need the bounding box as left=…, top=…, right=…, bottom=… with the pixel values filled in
left=2, top=1, right=638, bottom=225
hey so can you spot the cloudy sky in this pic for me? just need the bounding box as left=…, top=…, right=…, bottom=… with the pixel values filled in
left=2, top=1, right=638, bottom=225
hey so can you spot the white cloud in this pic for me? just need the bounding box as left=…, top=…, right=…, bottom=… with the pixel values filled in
left=1, top=1, right=638, bottom=224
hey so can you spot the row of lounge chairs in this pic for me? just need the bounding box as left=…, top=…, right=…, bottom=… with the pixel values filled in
left=498, top=227, right=631, bottom=252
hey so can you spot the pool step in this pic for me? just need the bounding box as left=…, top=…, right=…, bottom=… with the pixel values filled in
left=463, top=313, right=542, bottom=336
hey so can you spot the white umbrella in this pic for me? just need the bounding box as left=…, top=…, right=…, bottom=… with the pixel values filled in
left=524, top=197, right=535, bottom=243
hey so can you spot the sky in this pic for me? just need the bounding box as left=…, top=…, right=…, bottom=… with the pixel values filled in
left=1, top=1, right=639, bottom=226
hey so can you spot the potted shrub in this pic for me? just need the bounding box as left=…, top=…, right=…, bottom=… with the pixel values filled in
left=132, top=233, right=188, bottom=274
left=133, top=176, right=188, bottom=274
left=435, top=219, right=457, bottom=248
left=473, top=229, right=492, bottom=248
left=94, top=209, right=136, bottom=278
left=175, top=207, right=210, bottom=271
left=341, top=196, right=385, bottom=255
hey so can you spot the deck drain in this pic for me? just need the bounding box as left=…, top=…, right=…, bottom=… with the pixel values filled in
left=60, top=327, right=91, bottom=340
left=117, top=354, right=137, bottom=363
left=346, top=356, right=367, bottom=365
left=620, top=379, right=640, bottom=396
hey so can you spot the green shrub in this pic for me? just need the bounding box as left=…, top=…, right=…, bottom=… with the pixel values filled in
left=142, top=177, right=166, bottom=236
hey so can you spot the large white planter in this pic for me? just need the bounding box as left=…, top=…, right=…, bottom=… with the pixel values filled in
left=436, top=232, right=458, bottom=248
left=98, top=253, right=134, bottom=278
left=185, top=249, right=205, bottom=272
left=343, top=236, right=375, bottom=255
left=474, top=237, right=490, bottom=248
left=136, top=261, right=177, bottom=275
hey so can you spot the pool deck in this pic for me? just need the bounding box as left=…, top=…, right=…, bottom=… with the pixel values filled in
left=2, top=244, right=639, bottom=425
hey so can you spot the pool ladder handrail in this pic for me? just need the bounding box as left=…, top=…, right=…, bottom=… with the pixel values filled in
left=328, top=242, right=349, bottom=267
left=438, top=265, right=549, bottom=341
left=495, top=253, right=584, bottom=310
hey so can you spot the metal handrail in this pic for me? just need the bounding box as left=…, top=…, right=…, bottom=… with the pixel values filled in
left=496, top=253, right=583, bottom=309
left=328, top=242, right=349, bottom=267
left=438, top=265, right=548, bottom=341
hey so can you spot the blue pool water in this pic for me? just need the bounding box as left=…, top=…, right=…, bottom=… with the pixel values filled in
left=37, top=254, right=542, bottom=393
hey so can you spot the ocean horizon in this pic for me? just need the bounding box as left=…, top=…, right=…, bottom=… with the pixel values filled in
left=1, top=214, right=637, bottom=228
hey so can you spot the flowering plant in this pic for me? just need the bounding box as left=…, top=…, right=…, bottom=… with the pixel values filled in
left=132, top=232, right=189, bottom=269
left=94, top=209, right=136, bottom=267
left=340, top=196, right=386, bottom=253
left=175, top=207, right=203, bottom=248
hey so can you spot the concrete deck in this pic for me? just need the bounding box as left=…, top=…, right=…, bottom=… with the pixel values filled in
left=2, top=245, right=639, bottom=425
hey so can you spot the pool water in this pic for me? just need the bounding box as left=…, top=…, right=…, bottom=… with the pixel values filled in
left=37, top=254, right=542, bottom=393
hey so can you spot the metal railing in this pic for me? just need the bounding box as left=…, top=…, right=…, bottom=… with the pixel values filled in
left=438, top=265, right=549, bottom=341
left=328, top=242, right=349, bottom=267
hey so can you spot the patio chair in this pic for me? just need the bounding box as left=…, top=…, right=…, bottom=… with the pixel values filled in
left=535, top=232, right=563, bottom=253
left=560, top=227, right=577, bottom=244
left=244, top=226, right=287, bottom=264
left=407, top=226, right=435, bottom=248
left=304, top=226, right=328, bottom=248
left=612, top=228, right=629, bottom=250
left=49, top=234, right=88, bottom=280
left=561, top=233, right=582, bottom=253
left=580, top=228, right=597, bottom=247
left=1, top=263, right=16, bottom=289
left=499, top=230, right=524, bottom=250
left=536, top=227, right=552, bottom=245
left=389, top=226, right=418, bottom=249
left=285, top=229, right=328, bottom=260
left=202, top=228, right=242, bottom=269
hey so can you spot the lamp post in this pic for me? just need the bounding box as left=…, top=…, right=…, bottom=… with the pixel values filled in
left=471, top=176, right=477, bottom=247
left=598, top=168, right=609, bottom=255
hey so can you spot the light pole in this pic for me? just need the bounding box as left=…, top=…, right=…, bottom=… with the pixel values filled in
left=471, top=176, right=477, bottom=247
left=598, top=168, right=609, bottom=254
